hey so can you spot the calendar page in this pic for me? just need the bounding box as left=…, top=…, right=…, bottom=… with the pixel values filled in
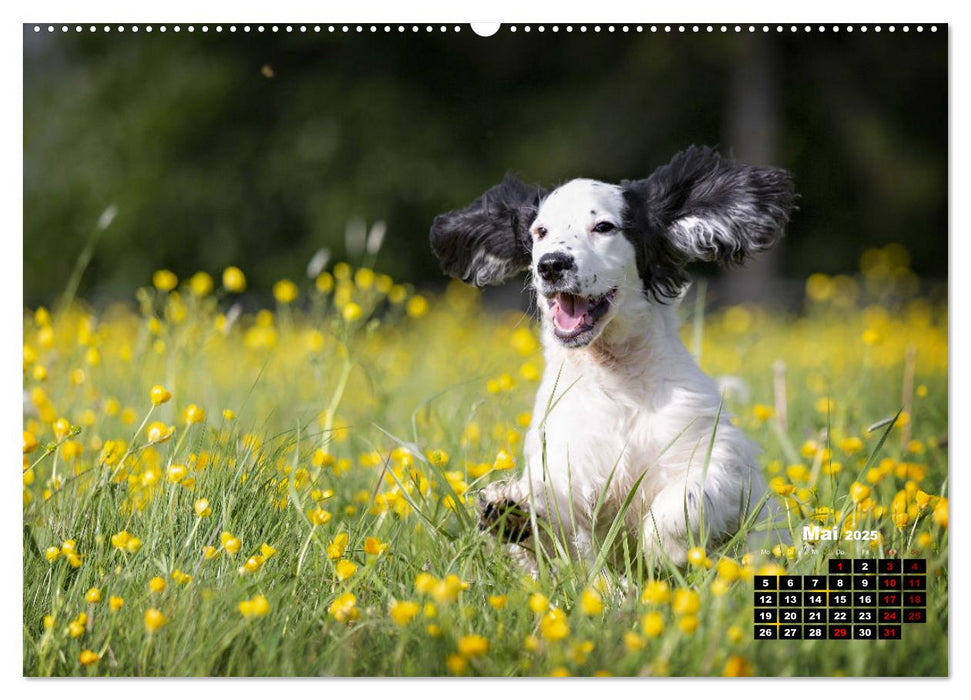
left=22, top=19, right=948, bottom=679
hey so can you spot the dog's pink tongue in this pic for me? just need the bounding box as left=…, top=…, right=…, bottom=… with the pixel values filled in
left=553, top=294, right=589, bottom=331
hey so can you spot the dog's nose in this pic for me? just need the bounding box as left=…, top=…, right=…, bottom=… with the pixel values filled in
left=537, top=252, right=575, bottom=282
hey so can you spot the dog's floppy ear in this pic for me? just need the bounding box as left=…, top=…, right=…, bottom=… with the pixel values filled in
left=430, top=175, right=545, bottom=287
left=621, top=146, right=796, bottom=297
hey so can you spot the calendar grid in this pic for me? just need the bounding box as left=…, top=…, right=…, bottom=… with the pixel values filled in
left=754, top=558, right=926, bottom=640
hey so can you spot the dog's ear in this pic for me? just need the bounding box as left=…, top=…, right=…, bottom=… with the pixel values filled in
left=621, top=146, right=796, bottom=296
left=430, top=175, right=545, bottom=287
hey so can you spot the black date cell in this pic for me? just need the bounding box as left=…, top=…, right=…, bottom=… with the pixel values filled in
left=829, top=559, right=852, bottom=574
left=904, top=559, right=926, bottom=573
left=754, top=576, right=777, bottom=590
left=904, top=609, right=927, bottom=624
left=754, top=625, right=777, bottom=640
left=804, top=624, right=826, bottom=639
left=754, top=592, right=777, bottom=607
left=880, top=559, right=902, bottom=574
left=755, top=608, right=777, bottom=623
left=879, top=625, right=902, bottom=640
left=829, top=625, right=852, bottom=640
left=803, top=575, right=827, bottom=591
left=854, top=559, right=876, bottom=574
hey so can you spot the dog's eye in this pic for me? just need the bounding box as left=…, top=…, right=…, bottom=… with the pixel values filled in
left=534, top=226, right=548, bottom=240
left=593, top=222, right=615, bottom=234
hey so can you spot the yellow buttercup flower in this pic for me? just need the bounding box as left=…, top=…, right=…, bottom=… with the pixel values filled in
left=723, top=655, right=754, bottom=676
left=85, top=588, right=101, bottom=604
left=153, top=269, right=178, bottom=292
left=184, top=404, right=206, bottom=424
left=167, top=464, right=188, bottom=483
left=149, top=576, right=166, bottom=593
left=144, top=608, right=167, bottom=632
left=686, top=547, right=711, bottom=568
left=364, top=537, right=386, bottom=556
left=308, top=507, right=332, bottom=526
left=488, top=595, right=508, bottom=610
left=222, top=266, right=247, bottom=293
left=671, top=588, right=700, bottom=616
left=406, top=295, right=429, bottom=319
left=678, top=615, right=699, bottom=635
left=335, top=559, right=357, bottom=580
left=446, top=654, right=468, bottom=675
left=539, top=608, right=570, bottom=641
left=79, top=649, right=100, bottom=666
left=146, top=422, right=174, bottom=443
left=528, top=592, right=549, bottom=614
left=493, top=449, right=516, bottom=471
left=624, top=631, right=647, bottom=651
left=752, top=404, right=774, bottom=422
left=109, top=596, right=124, bottom=612
left=150, top=385, right=172, bottom=406
left=328, top=592, right=360, bottom=623
left=53, top=417, right=71, bottom=440
left=273, top=279, right=299, bottom=304
left=579, top=587, right=604, bottom=616
left=23, top=431, right=39, bottom=454
left=189, top=271, right=214, bottom=297
left=457, top=634, right=489, bottom=657
left=641, top=611, right=664, bottom=637
left=220, top=531, right=242, bottom=555
left=389, top=600, right=420, bottom=626
left=716, top=558, right=741, bottom=582
left=850, top=482, right=871, bottom=503
left=327, top=533, right=349, bottom=560
left=641, top=580, right=670, bottom=605
left=194, top=498, right=213, bottom=517
left=239, top=594, right=270, bottom=618
left=342, top=302, right=363, bottom=322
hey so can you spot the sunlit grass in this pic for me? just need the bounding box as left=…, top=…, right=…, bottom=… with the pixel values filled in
left=22, top=244, right=947, bottom=676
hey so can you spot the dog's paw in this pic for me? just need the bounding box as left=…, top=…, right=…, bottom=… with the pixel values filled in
left=478, top=485, right=531, bottom=543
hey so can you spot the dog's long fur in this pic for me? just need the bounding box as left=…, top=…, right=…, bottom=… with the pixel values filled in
left=430, top=146, right=796, bottom=567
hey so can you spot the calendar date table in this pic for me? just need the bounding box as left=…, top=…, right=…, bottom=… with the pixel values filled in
left=753, top=558, right=927, bottom=640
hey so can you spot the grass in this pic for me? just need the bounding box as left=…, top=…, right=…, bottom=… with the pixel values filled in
left=22, top=248, right=948, bottom=676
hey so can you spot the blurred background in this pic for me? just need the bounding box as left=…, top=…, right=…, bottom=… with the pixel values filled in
left=23, top=25, right=947, bottom=309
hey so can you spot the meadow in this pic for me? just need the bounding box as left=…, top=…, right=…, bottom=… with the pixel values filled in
left=22, top=243, right=948, bottom=677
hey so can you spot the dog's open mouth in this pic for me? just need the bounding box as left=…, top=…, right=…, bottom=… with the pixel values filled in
left=546, top=289, right=617, bottom=343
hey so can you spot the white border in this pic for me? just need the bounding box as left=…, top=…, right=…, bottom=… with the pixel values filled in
left=6, top=0, right=962, bottom=697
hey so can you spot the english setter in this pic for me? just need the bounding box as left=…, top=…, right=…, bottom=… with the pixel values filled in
left=430, top=146, right=795, bottom=567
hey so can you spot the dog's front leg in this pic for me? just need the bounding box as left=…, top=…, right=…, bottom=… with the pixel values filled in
left=478, top=479, right=534, bottom=543
left=641, top=482, right=708, bottom=567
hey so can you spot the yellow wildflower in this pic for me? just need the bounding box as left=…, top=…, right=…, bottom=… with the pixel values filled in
left=336, top=559, right=357, bottom=581
left=579, top=587, right=604, bottom=616
left=144, top=608, right=167, bottom=631
left=641, top=611, right=665, bottom=637
left=149, top=385, right=172, bottom=406
left=389, top=600, right=420, bottom=626
left=222, top=266, right=247, bottom=293
left=457, top=634, right=489, bottom=657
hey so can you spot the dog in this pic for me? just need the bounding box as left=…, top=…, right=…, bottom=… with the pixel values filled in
left=429, top=146, right=795, bottom=567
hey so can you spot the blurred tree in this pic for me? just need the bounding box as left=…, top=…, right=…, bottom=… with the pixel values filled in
left=23, top=26, right=946, bottom=307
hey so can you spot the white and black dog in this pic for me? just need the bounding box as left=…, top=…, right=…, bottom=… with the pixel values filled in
left=430, top=146, right=795, bottom=567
